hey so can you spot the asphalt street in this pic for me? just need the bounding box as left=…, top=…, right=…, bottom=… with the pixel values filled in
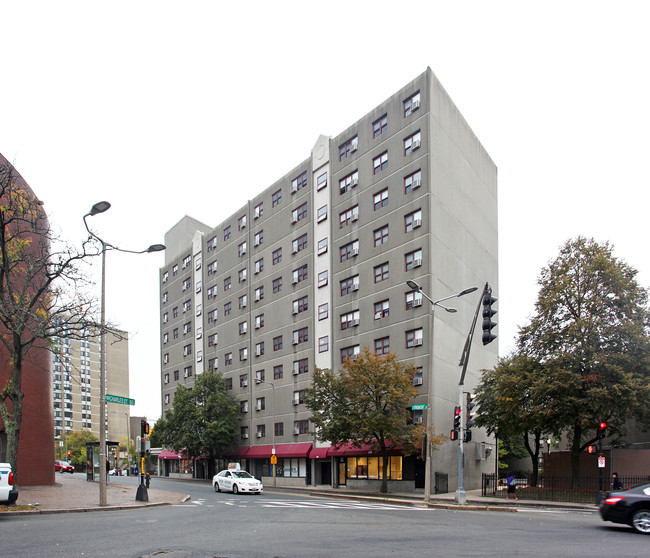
left=2, top=477, right=647, bottom=558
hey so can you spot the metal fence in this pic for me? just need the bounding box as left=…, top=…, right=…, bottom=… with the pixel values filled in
left=481, top=473, right=650, bottom=503
left=435, top=472, right=448, bottom=494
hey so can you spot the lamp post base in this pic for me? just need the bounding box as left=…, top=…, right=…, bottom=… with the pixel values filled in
left=135, top=484, right=149, bottom=502
left=455, top=488, right=466, bottom=504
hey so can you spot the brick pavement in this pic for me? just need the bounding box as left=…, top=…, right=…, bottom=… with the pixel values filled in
left=14, top=473, right=188, bottom=513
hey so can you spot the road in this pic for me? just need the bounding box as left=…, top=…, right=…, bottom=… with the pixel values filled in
left=1, top=476, right=647, bottom=557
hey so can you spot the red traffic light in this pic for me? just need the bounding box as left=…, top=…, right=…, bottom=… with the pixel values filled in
left=67, top=450, right=71, bottom=457
left=454, top=408, right=462, bottom=417
left=599, top=422, right=607, bottom=430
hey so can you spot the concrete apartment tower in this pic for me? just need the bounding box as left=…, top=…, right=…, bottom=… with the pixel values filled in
left=159, top=68, right=498, bottom=492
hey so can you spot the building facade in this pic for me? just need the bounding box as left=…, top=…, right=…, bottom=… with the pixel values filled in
left=52, top=327, right=130, bottom=445
left=159, top=68, right=498, bottom=492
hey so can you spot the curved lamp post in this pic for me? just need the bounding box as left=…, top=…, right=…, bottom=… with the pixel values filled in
left=83, top=201, right=165, bottom=506
left=405, top=280, right=477, bottom=504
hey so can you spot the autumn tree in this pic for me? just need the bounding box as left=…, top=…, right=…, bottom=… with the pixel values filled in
left=55, top=429, right=98, bottom=469
left=155, top=369, right=239, bottom=470
left=305, top=348, right=423, bottom=494
left=0, top=158, right=99, bottom=478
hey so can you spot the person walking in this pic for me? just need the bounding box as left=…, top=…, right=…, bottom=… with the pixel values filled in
left=612, top=472, right=623, bottom=491
left=506, top=474, right=518, bottom=500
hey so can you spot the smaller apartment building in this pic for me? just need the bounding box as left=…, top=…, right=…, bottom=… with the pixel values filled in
left=160, top=68, right=498, bottom=492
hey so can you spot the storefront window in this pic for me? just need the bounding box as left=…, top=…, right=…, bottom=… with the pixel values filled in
left=345, top=456, right=402, bottom=480
left=276, top=457, right=307, bottom=478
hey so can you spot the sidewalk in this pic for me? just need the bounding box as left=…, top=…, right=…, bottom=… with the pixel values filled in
left=5, top=473, right=189, bottom=515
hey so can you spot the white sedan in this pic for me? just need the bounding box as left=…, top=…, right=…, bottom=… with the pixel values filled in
left=213, top=469, right=263, bottom=494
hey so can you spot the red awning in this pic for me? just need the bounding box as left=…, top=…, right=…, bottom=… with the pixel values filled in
left=244, top=443, right=313, bottom=459
left=309, top=446, right=331, bottom=459
left=246, top=445, right=273, bottom=458
left=327, top=441, right=404, bottom=457
left=158, top=449, right=182, bottom=460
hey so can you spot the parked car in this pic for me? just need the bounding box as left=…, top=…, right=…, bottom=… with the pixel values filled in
left=213, top=469, right=263, bottom=494
left=108, top=468, right=124, bottom=476
left=0, top=462, right=18, bottom=505
left=599, top=482, right=650, bottom=535
left=54, top=460, right=74, bottom=473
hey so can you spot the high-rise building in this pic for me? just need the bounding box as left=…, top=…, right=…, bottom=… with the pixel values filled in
left=159, top=68, right=498, bottom=491
left=52, top=326, right=130, bottom=444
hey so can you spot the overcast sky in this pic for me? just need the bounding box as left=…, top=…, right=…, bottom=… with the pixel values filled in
left=2, top=1, right=648, bottom=421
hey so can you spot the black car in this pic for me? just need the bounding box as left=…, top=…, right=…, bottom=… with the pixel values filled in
left=599, top=482, right=650, bottom=535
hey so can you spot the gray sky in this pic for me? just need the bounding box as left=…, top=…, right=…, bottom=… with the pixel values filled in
left=2, top=1, right=648, bottom=421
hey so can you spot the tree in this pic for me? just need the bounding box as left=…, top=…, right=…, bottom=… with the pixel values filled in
left=55, top=430, right=98, bottom=469
left=0, top=159, right=98, bottom=478
left=305, top=348, right=424, bottom=494
left=478, top=237, right=650, bottom=485
left=156, top=369, right=239, bottom=466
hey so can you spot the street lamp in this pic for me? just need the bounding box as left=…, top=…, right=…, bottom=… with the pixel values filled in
left=405, top=280, right=477, bottom=504
left=255, top=379, right=276, bottom=486
left=83, top=201, right=165, bottom=506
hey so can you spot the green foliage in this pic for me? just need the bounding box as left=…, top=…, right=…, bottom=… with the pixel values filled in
left=155, top=369, right=239, bottom=459
left=305, top=347, right=423, bottom=493
left=55, top=430, right=98, bottom=467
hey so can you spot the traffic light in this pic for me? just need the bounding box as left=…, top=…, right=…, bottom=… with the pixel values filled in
left=453, top=406, right=462, bottom=430
left=450, top=430, right=458, bottom=441
left=66, top=450, right=71, bottom=459
left=466, top=393, right=476, bottom=430
left=482, top=285, right=497, bottom=346
left=598, top=422, right=607, bottom=439
left=141, top=419, right=150, bottom=437
left=588, top=445, right=594, bottom=454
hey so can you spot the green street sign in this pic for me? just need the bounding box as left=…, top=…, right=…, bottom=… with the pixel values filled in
left=106, top=394, right=135, bottom=406
left=411, top=404, right=428, bottom=410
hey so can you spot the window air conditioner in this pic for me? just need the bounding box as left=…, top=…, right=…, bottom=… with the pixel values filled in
left=242, top=433, right=249, bottom=439
left=412, top=338, right=423, bottom=346
left=292, top=366, right=300, bottom=376
left=255, top=404, right=263, bottom=411
left=256, top=348, right=262, bottom=357
left=413, top=377, right=423, bottom=386
left=412, top=218, right=422, bottom=228
left=411, top=139, right=421, bottom=151
left=351, top=248, right=359, bottom=257
left=292, top=339, right=299, bottom=345
left=293, top=399, right=299, bottom=406
left=294, top=427, right=300, bottom=435
left=350, top=319, right=359, bottom=327
left=351, top=177, right=359, bottom=187
left=412, top=179, right=422, bottom=190
left=241, top=354, right=247, bottom=361
left=291, top=216, right=297, bottom=224
left=351, top=283, right=359, bottom=292
left=254, top=239, right=260, bottom=247
left=291, top=247, right=298, bottom=254
left=413, top=416, right=423, bottom=423
left=411, top=99, right=421, bottom=111
left=242, top=380, right=248, bottom=387
left=351, top=213, right=359, bottom=222
left=350, top=142, right=358, bottom=153
left=291, top=184, right=298, bottom=194
left=412, top=298, right=423, bottom=307
left=256, top=432, right=263, bottom=438
left=412, top=258, right=422, bottom=268
left=374, top=311, right=382, bottom=320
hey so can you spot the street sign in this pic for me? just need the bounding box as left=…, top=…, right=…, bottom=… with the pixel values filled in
left=598, top=456, right=606, bottom=468
left=270, top=455, right=277, bottom=465
left=412, top=404, right=428, bottom=410
left=106, top=394, right=135, bottom=405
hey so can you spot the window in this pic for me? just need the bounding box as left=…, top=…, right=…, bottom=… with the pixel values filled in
left=294, top=420, right=309, bottom=434
left=316, top=172, right=327, bottom=190
left=162, top=271, right=169, bottom=283
left=373, top=225, right=389, bottom=247
left=165, top=394, right=170, bottom=405
left=405, top=249, right=423, bottom=271
left=373, top=114, right=387, bottom=137
left=172, top=328, right=178, bottom=339
left=404, top=169, right=422, bottom=194
left=374, top=299, right=389, bottom=319
left=292, top=296, right=308, bottom=314
left=292, top=233, right=308, bottom=254
left=291, top=171, right=308, bottom=193
left=339, top=136, right=358, bottom=161
left=225, top=377, right=232, bottom=390
left=240, top=425, right=248, bottom=438
left=207, top=235, right=217, bottom=251
left=255, top=342, right=265, bottom=356
left=340, top=310, right=360, bottom=330
left=293, top=390, right=306, bottom=405
left=292, top=264, right=308, bottom=284
left=240, top=400, right=248, bottom=413
left=238, top=215, right=247, bottom=231
left=182, top=278, right=191, bottom=291
left=183, top=299, right=192, bottom=312
left=340, top=240, right=359, bottom=262
left=224, top=225, right=231, bottom=241
left=317, top=238, right=328, bottom=255
left=255, top=314, right=265, bottom=329
left=254, top=286, right=264, bottom=302
left=404, top=131, right=422, bottom=156
left=195, top=256, right=202, bottom=270
left=164, top=373, right=169, bottom=384
left=406, top=328, right=424, bottom=348
left=273, top=336, right=283, bottom=351
left=404, top=91, right=421, bottom=117
left=375, top=337, right=390, bottom=355
left=340, top=345, right=360, bottom=363
left=240, top=374, right=248, bottom=387
left=163, top=353, right=169, bottom=364
left=256, top=397, right=266, bottom=412
left=272, top=248, right=282, bottom=265
left=272, top=277, right=282, bottom=293
left=183, top=344, right=192, bottom=356
left=224, top=276, right=231, bottom=290
left=208, top=333, right=218, bottom=347
left=254, top=202, right=263, bottom=219
left=373, top=151, right=388, bottom=174
left=207, top=261, right=218, bottom=275
left=183, top=322, right=192, bottom=334
left=163, top=312, right=168, bottom=324
left=239, top=294, right=247, bottom=309
left=413, top=367, right=424, bottom=387
left=224, top=302, right=231, bottom=316
left=339, top=170, right=359, bottom=194
left=225, top=352, right=233, bottom=366
left=405, top=210, right=422, bottom=232
left=318, top=303, right=328, bottom=320
left=173, top=307, right=179, bottom=318
left=239, top=268, right=247, bottom=283
left=239, top=348, right=248, bottom=361
left=293, top=327, right=308, bottom=345
left=255, top=258, right=264, bottom=274
left=273, top=365, right=283, bottom=380
left=173, top=370, right=179, bottom=381
left=172, top=264, right=178, bottom=276
left=340, top=275, right=359, bottom=296
left=238, top=241, right=247, bottom=257
left=195, top=280, right=202, bottom=293
left=272, top=189, right=282, bottom=207
left=318, top=270, right=328, bottom=287
left=339, top=205, right=359, bottom=228
left=254, top=230, right=264, bottom=246
left=374, top=262, right=389, bottom=283
left=182, top=255, right=192, bottom=269
left=319, top=336, right=329, bottom=353
left=292, top=203, right=308, bottom=223
left=239, top=321, right=248, bottom=335
left=373, top=188, right=388, bottom=210
left=317, top=205, right=327, bottom=223
left=275, top=422, right=284, bottom=437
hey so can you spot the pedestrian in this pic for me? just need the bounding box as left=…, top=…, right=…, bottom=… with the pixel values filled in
left=612, top=472, right=623, bottom=491
left=106, top=460, right=110, bottom=483
left=507, top=474, right=518, bottom=500
left=145, top=472, right=151, bottom=488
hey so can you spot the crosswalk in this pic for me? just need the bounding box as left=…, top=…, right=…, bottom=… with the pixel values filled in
left=173, top=497, right=420, bottom=511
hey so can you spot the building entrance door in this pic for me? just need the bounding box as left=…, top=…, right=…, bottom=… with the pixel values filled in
left=338, top=461, right=346, bottom=486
